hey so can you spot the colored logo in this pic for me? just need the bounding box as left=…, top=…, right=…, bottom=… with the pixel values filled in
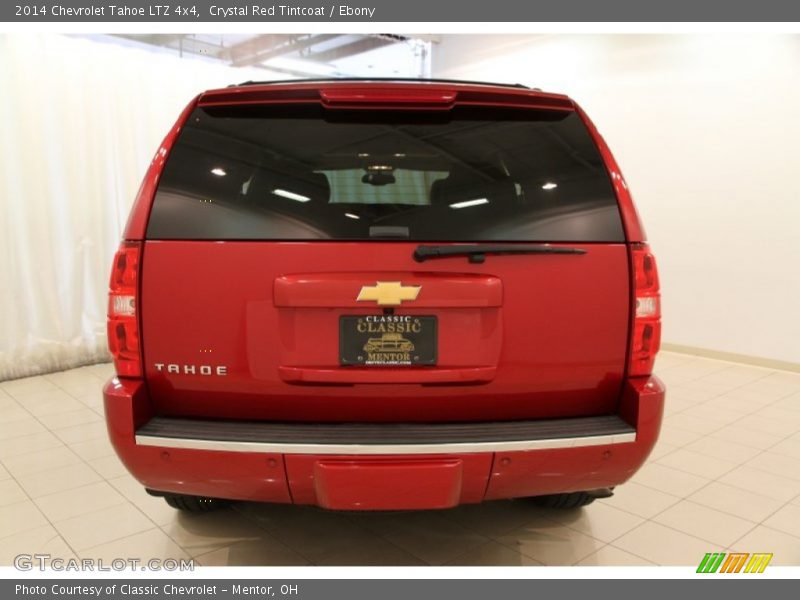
left=697, top=552, right=773, bottom=573
left=356, top=281, right=421, bottom=306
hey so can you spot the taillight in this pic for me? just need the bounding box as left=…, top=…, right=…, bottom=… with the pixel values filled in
left=108, top=241, right=142, bottom=377
left=629, top=243, right=661, bottom=377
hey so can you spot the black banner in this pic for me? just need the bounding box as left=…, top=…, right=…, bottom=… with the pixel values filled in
left=4, top=579, right=799, bottom=600
left=3, top=0, right=800, bottom=22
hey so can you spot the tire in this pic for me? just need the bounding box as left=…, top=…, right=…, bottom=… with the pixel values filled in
left=163, top=494, right=229, bottom=512
left=530, top=491, right=596, bottom=509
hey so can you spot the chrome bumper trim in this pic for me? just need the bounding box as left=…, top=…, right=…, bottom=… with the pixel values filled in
left=135, top=431, right=637, bottom=455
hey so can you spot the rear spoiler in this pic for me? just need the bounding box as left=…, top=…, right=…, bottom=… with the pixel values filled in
left=231, top=77, right=534, bottom=89
left=197, top=81, right=575, bottom=111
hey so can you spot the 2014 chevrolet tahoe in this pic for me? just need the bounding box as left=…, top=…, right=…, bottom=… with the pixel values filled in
left=104, top=79, right=664, bottom=512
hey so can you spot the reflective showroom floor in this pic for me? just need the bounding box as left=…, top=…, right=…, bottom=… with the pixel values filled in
left=1, top=351, right=799, bottom=567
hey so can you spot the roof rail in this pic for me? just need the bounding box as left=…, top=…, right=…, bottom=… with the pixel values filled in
left=229, top=77, right=532, bottom=90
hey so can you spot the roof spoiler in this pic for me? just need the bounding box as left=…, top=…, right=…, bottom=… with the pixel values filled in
left=229, top=77, right=537, bottom=90
left=201, top=80, right=571, bottom=111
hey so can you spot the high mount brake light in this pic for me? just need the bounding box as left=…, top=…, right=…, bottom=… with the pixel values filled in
left=108, top=241, right=142, bottom=377
left=629, top=243, right=661, bottom=377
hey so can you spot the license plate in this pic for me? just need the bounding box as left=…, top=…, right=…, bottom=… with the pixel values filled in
left=340, top=315, right=437, bottom=366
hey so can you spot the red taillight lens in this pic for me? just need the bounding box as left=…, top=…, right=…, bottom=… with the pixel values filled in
left=629, top=243, right=661, bottom=376
left=108, top=241, right=142, bottom=377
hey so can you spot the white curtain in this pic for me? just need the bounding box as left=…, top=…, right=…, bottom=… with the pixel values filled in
left=0, top=34, right=270, bottom=380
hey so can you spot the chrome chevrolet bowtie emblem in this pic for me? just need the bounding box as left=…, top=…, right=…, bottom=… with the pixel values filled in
left=356, top=281, right=421, bottom=306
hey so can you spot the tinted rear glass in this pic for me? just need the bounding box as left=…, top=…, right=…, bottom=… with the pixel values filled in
left=147, top=104, right=624, bottom=242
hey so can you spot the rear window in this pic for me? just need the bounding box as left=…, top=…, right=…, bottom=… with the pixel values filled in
left=146, top=103, right=624, bottom=242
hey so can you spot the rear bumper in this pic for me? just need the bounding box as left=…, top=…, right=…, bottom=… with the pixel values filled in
left=103, top=376, right=664, bottom=510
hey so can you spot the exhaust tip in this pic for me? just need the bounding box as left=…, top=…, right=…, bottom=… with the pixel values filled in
left=586, top=487, right=615, bottom=499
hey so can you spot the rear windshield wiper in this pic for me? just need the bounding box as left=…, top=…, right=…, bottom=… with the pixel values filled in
left=413, top=244, right=587, bottom=263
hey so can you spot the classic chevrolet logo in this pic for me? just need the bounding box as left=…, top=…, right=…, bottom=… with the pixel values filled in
left=356, top=281, right=421, bottom=306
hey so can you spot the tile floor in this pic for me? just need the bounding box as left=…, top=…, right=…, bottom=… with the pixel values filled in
left=1, top=351, right=800, bottom=567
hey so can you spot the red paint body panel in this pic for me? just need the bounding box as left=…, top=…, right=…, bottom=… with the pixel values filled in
left=277, top=365, right=497, bottom=385
left=288, top=455, right=493, bottom=510
left=103, top=375, right=663, bottom=507
left=484, top=376, right=664, bottom=499
left=274, top=272, right=503, bottom=308
left=140, top=241, right=629, bottom=422
left=104, top=378, right=291, bottom=503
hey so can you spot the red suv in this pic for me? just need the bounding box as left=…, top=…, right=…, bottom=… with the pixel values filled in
left=105, top=79, right=663, bottom=512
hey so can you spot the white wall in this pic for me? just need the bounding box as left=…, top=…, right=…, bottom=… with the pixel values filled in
left=433, top=34, right=800, bottom=365
left=0, top=34, right=272, bottom=380
left=0, top=34, right=431, bottom=380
